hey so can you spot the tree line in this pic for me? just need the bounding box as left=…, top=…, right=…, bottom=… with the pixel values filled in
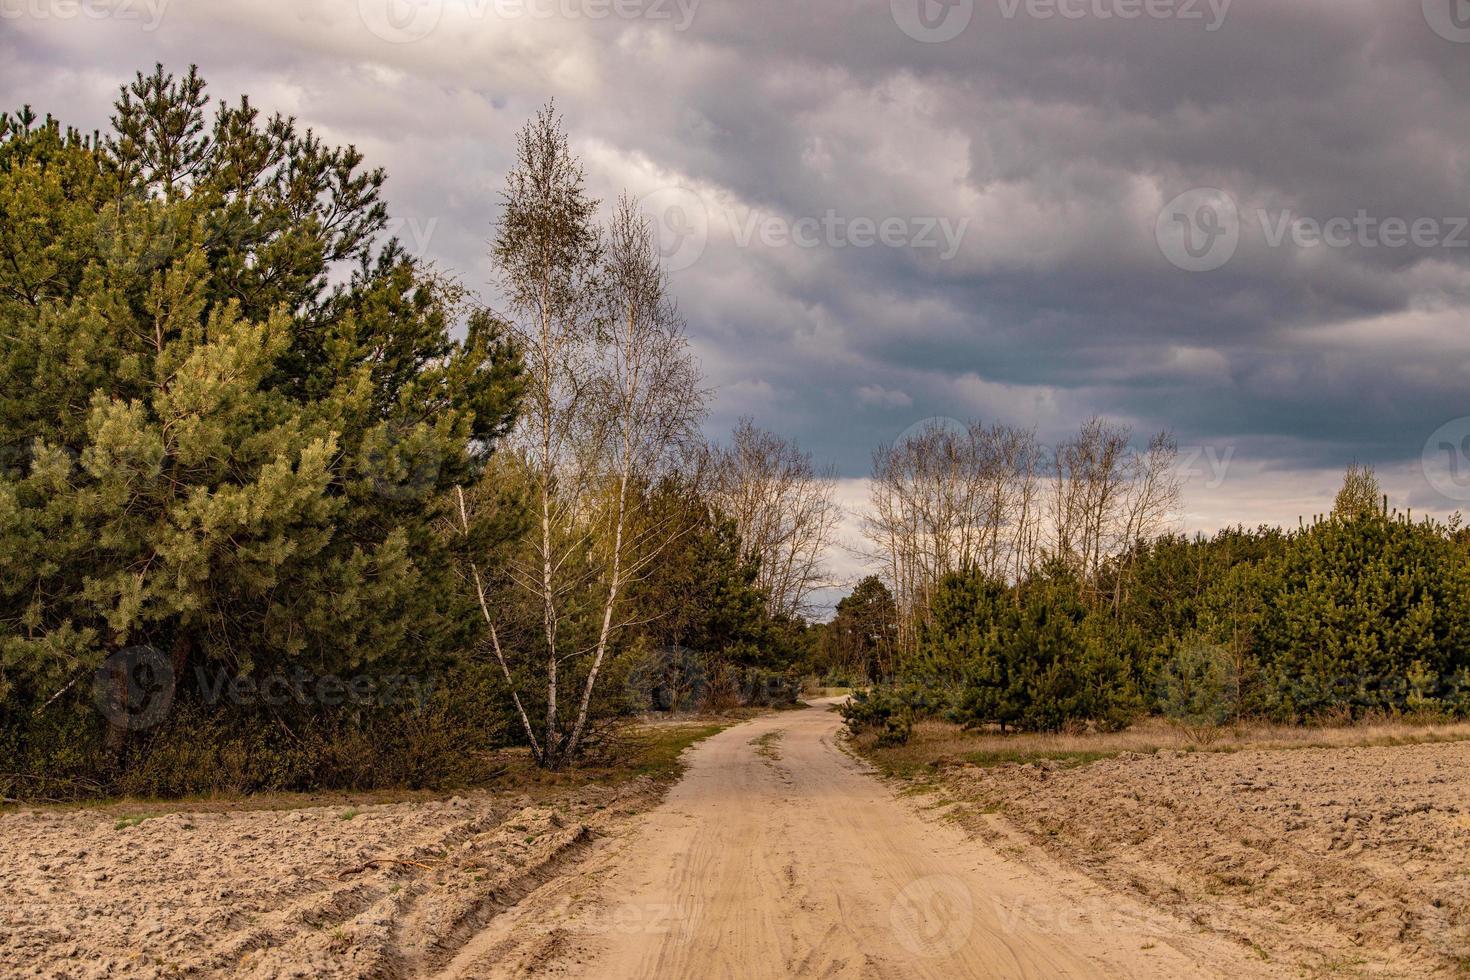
left=861, top=416, right=1180, bottom=656
left=838, top=458, right=1470, bottom=743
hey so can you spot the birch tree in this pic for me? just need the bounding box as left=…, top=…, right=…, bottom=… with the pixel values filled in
left=1112, top=431, right=1182, bottom=612
left=1049, top=417, right=1131, bottom=596
left=465, top=108, right=703, bottom=767
left=709, top=420, right=840, bottom=621
left=481, top=103, right=601, bottom=766
left=863, top=420, right=1043, bottom=653
left=564, top=196, right=705, bottom=758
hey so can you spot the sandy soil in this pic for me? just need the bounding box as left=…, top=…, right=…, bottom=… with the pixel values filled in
left=435, top=700, right=1281, bottom=978
left=13, top=702, right=1429, bottom=978
left=929, top=740, right=1470, bottom=978
left=0, top=779, right=660, bottom=979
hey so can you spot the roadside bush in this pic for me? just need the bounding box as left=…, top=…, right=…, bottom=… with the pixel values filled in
left=623, top=643, right=800, bottom=714
left=838, top=688, right=916, bottom=746
left=1, top=662, right=518, bottom=801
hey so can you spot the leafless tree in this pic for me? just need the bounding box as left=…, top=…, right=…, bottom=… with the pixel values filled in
left=863, top=420, right=1043, bottom=652
left=864, top=416, right=1182, bottom=645
left=1111, top=431, right=1182, bottom=612
left=708, top=419, right=840, bottom=621
left=1049, top=419, right=1181, bottom=607
left=1049, top=417, right=1131, bottom=595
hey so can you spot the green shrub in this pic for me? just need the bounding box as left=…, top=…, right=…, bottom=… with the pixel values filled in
left=1249, top=512, right=1470, bottom=719
left=1, top=661, right=518, bottom=801
left=1156, top=639, right=1238, bottom=742
left=838, top=687, right=924, bottom=746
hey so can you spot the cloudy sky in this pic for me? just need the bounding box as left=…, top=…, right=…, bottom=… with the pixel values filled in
left=6, top=0, right=1470, bottom=594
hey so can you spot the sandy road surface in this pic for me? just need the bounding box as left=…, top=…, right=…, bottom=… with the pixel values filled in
left=445, top=700, right=1278, bottom=979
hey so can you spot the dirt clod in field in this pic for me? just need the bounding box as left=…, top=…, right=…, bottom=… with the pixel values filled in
left=946, top=741, right=1470, bottom=978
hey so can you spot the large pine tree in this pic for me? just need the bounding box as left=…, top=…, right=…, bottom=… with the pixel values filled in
left=0, top=67, right=521, bottom=741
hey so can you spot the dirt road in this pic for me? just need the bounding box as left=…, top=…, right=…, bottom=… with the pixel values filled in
left=445, top=700, right=1278, bottom=979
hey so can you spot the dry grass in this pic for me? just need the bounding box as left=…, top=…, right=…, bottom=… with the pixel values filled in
left=802, top=686, right=855, bottom=699
left=4, top=718, right=735, bottom=819
left=854, top=715, right=1470, bottom=778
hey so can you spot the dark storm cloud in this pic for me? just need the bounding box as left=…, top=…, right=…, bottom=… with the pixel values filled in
left=5, top=0, right=1470, bottom=525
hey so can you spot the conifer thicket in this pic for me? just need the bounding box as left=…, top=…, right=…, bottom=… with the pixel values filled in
left=0, top=66, right=524, bottom=795
left=844, top=478, right=1470, bottom=737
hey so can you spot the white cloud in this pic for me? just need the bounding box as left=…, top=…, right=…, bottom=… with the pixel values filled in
left=855, top=384, right=912, bottom=408
left=6, top=0, right=1470, bottom=609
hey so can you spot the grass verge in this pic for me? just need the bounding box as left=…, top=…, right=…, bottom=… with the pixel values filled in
left=850, top=716, right=1470, bottom=779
